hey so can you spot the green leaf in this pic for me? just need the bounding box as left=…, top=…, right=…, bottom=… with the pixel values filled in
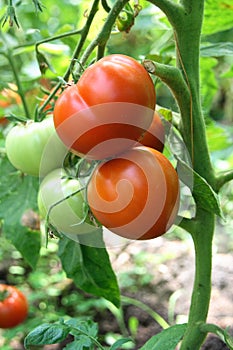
left=24, top=323, right=70, bottom=349
left=139, top=324, right=187, bottom=350
left=64, top=339, right=93, bottom=350
left=110, top=338, right=134, bottom=350
left=201, top=42, right=233, bottom=57
left=203, top=0, right=233, bottom=35
left=177, top=159, right=223, bottom=217
left=65, top=319, right=98, bottom=338
left=58, top=233, right=120, bottom=308
left=200, top=323, right=233, bottom=350
left=0, top=153, right=41, bottom=268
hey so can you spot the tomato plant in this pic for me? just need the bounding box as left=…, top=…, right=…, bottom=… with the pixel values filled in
left=5, top=116, right=68, bottom=177
left=0, top=284, right=28, bottom=329
left=53, top=54, right=156, bottom=160
left=37, top=168, right=98, bottom=237
left=87, top=146, right=180, bottom=240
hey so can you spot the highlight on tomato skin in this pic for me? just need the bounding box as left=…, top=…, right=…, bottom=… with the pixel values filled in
left=0, top=284, right=28, bottom=329
left=53, top=54, right=156, bottom=160
left=87, top=146, right=180, bottom=240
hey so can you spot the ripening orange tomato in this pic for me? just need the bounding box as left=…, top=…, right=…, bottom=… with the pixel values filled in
left=87, top=146, right=180, bottom=240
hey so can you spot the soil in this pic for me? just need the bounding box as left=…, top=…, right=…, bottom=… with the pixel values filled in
left=101, top=227, right=233, bottom=349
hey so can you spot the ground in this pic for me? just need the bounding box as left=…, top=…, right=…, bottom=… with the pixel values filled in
left=0, top=224, right=232, bottom=349
left=101, top=225, right=233, bottom=349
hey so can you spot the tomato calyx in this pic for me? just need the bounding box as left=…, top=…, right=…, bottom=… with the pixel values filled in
left=0, top=290, right=10, bottom=302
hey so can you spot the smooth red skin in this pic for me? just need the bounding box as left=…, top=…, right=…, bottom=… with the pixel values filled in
left=77, top=55, right=156, bottom=107
left=139, top=111, right=165, bottom=152
left=0, top=284, right=28, bottom=328
left=54, top=54, right=156, bottom=159
left=87, top=146, right=180, bottom=240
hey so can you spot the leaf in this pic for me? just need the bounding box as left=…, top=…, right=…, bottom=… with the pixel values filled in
left=201, top=42, right=233, bottom=57
left=58, top=233, right=120, bottom=308
left=0, top=153, right=41, bottom=268
left=203, top=0, right=233, bottom=35
left=139, top=324, right=187, bottom=350
left=24, top=323, right=70, bottom=349
left=177, top=159, right=223, bottom=217
left=65, top=319, right=98, bottom=338
left=110, top=338, right=134, bottom=350
left=200, top=323, right=233, bottom=350
left=64, top=339, right=92, bottom=350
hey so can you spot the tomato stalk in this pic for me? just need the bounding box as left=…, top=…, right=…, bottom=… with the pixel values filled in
left=77, top=0, right=130, bottom=68
left=2, top=50, right=31, bottom=120
left=146, top=0, right=218, bottom=349
left=37, top=0, right=100, bottom=120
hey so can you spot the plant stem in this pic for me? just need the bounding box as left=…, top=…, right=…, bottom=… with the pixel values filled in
left=4, top=51, right=31, bottom=120
left=77, top=0, right=129, bottom=68
left=215, top=170, right=233, bottom=192
left=180, top=209, right=215, bottom=350
left=147, top=1, right=218, bottom=349
left=37, top=0, right=100, bottom=118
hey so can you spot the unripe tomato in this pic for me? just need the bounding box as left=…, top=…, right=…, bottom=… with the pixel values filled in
left=87, top=146, right=179, bottom=240
left=139, top=111, right=165, bottom=152
left=37, top=168, right=98, bottom=237
left=5, top=116, right=68, bottom=177
left=0, top=284, right=28, bottom=329
left=53, top=54, right=156, bottom=160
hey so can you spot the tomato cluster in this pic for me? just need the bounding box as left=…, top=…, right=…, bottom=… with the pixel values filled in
left=5, top=54, right=179, bottom=240
left=52, top=54, right=179, bottom=240
left=0, top=284, right=28, bottom=329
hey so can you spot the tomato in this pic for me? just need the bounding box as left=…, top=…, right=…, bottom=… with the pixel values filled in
left=5, top=116, right=68, bottom=177
left=53, top=54, right=156, bottom=160
left=0, top=84, right=21, bottom=109
left=87, top=146, right=180, bottom=240
left=0, top=284, right=28, bottom=329
left=0, top=84, right=21, bottom=127
left=37, top=168, right=98, bottom=237
left=138, top=111, right=165, bottom=152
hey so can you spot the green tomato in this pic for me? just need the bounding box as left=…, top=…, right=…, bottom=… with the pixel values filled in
left=5, top=116, right=67, bottom=177
left=37, top=168, right=98, bottom=237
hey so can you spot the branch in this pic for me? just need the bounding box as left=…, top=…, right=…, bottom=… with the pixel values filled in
left=77, top=0, right=130, bottom=68
left=176, top=216, right=196, bottom=235
left=143, top=60, right=190, bottom=116
left=215, top=169, right=233, bottom=192
left=147, top=0, right=184, bottom=30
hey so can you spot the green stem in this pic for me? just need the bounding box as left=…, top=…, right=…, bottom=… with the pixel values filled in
left=121, top=295, right=169, bottom=329
left=5, top=51, right=31, bottom=120
left=147, top=0, right=184, bottom=28
left=63, top=0, right=100, bottom=81
left=180, top=209, right=215, bottom=350
left=37, top=0, right=100, bottom=119
left=147, top=1, right=218, bottom=349
left=77, top=0, right=130, bottom=68
left=215, top=169, right=233, bottom=192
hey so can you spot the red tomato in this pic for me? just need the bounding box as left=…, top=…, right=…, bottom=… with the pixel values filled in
left=87, top=146, right=180, bottom=240
left=53, top=54, right=156, bottom=160
left=0, top=284, right=28, bottom=328
left=138, top=111, right=165, bottom=152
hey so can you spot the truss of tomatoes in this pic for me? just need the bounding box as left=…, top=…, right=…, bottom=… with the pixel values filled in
left=52, top=54, right=180, bottom=240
